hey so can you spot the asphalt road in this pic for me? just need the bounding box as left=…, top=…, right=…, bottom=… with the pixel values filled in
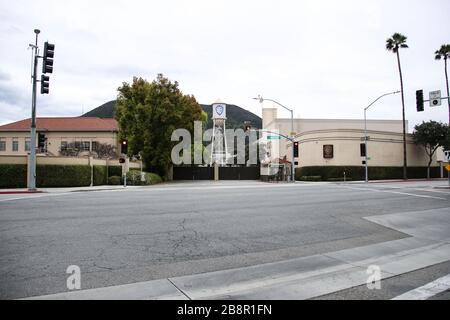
left=1, top=180, right=449, bottom=299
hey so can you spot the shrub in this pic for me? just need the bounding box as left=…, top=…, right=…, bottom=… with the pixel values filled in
left=108, top=176, right=122, bottom=185
left=145, top=172, right=163, bottom=185
left=125, top=171, right=163, bottom=185
left=125, top=171, right=145, bottom=185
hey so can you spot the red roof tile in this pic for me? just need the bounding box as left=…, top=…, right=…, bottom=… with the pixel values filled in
left=0, top=117, right=118, bottom=132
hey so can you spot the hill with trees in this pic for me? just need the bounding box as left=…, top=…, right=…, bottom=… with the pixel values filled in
left=83, top=100, right=262, bottom=130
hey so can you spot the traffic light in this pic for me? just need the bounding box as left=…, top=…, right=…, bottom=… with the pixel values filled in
left=38, top=133, right=46, bottom=151
left=360, top=143, right=366, bottom=157
left=42, top=42, right=55, bottom=74
left=120, top=139, right=128, bottom=155
left=293, top=142, right=299, bottom=158
left=40, top=75, right=49, bottom=94
left=244, top=121, right=252, bottom=132
left=416, top=90, right=424, bottom=112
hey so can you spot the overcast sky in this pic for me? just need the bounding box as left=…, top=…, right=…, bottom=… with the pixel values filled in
left=1, top=0, right=449, bottom=131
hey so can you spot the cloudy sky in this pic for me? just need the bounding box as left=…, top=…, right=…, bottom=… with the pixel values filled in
left=1, top=0, right=449, bottom=131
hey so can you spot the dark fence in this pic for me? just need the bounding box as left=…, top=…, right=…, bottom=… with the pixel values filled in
left=173, top=166, right=214, bottom=180
left=219, top=166, right=260, bottom=180
left=173, top=166, right=260, bottom=180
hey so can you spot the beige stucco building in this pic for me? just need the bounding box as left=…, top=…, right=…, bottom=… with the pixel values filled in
left=262, top=107, right=448, bottom=171
left=0, top=117, right=119, bottom=157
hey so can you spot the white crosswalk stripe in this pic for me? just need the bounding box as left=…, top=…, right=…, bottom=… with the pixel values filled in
left=392, top=274, right=450, bottom=300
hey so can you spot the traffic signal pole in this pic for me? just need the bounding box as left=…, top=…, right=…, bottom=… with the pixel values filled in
left=28, top=29, right=40, bottom=191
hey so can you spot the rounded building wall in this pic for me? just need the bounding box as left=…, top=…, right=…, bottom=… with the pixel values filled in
left=296, top=129, right=435, bottom=168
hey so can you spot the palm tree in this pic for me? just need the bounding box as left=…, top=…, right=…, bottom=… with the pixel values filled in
left=386, top=33, right=409, bottom=180
left=435, top=44, right=450, bottom=124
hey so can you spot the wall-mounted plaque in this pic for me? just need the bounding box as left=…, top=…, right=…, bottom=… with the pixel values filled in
left=323, top=145, right=334, bottom=159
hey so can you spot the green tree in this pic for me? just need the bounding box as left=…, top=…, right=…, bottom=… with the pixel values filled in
left=386, top=33, right=409, bottom=180
left=442, top=126, right=450, bottom=151
left=435, top=44, right=450, bottom=123
left=413, top=121, right=448, bottom=179
left=115, top=74, right=203, bottom=178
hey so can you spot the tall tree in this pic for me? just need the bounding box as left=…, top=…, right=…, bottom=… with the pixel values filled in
left=386, top=33, right=409, bottom=180
left=115, top=74, right=203, bottom=179
left=413, top=121, right=448, bottom=179
left=435, top=44, right=450, bottom=124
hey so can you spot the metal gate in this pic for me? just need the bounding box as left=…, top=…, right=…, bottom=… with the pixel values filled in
left=219, top=167, right=260, bottom=180
left=173, top=166, right=260, bottom=180
left=173, top=166, right=214, bottom=180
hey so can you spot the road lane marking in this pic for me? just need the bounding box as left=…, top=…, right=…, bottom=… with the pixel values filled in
left=415, top=188, right=450, bottom=194
left=340, top=186, right=446, bottom=200
left=392, top=274, right=450, bottom=300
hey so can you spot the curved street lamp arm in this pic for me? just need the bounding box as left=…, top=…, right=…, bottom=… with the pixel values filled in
left=365, top=91, right=400, bottom=111
left=254, top=97, right=293, bottom=113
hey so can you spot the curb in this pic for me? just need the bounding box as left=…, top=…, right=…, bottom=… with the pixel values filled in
left=0, top=191, right=44, bottom=195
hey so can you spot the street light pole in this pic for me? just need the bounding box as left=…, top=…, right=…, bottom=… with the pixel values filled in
left=364, top=91, right=400, bottom=183
left=254, top=96, right=296, bottom=182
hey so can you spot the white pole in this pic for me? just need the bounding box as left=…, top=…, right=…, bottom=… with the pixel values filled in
left=364, top=108, right=368, bottom=183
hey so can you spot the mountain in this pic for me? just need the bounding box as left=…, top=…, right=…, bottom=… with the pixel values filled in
left=82, top=100, right=117, bottom=119
left=82, top=100, right=262, bottom=129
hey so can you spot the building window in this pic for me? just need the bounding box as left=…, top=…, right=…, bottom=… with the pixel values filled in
left=323, top=145, right=334, bottom=159
left=82, top=141, right=90, bottom=151
left=92, top=141, right=98, bottom=151
left=25, top=139, right=31, bottom=152
left=12, top=139, right=19, bottom=152
left=61, top=141, right=68, bottom=151
left=0, top=139, right=5, bottom=151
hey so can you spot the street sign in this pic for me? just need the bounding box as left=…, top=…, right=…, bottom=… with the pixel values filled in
left=429, top=90, right=441, bottom=107
left=444, top=150, right=450, bottom=161
left=445, top=164, right=450, bottom=172
left=267, top=135, right=281, bottom=140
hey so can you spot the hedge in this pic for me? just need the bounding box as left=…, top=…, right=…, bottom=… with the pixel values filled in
left=108, top=166, right=122, bottom=178
left=295, top=166, right=448, bottom=181
left=36, top=165, right=91, bottom=187
left=93, top=165, right=107, bottom=186
left=0, top=164, right=92, bottom=188
left=0, top=164, right=27, bottom=188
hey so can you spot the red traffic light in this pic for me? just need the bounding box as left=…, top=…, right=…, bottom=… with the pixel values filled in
left=120, top=138, right=128, bottom=154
